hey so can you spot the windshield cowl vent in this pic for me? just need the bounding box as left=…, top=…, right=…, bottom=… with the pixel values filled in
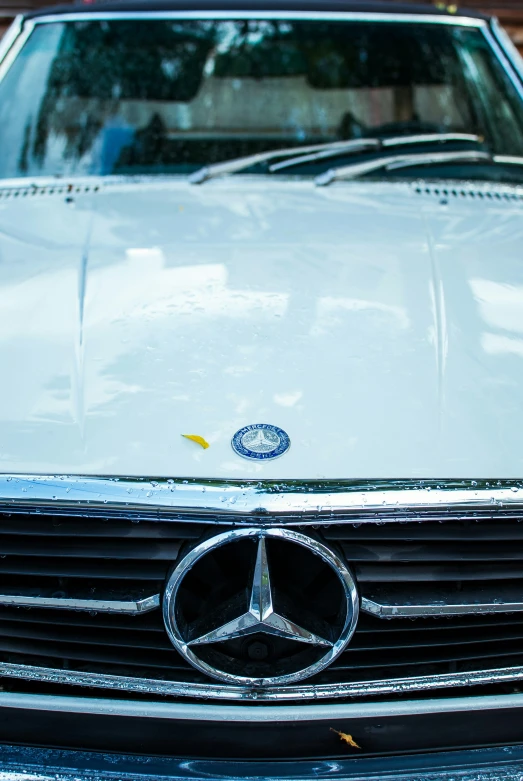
left=0, top=183, right=101, bottom=201
left=413, top=183, right=523, bottom=204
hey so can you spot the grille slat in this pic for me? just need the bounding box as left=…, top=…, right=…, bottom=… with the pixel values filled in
left=0, top=607, right=519, bottom=649
left=4, top=621, right=520, bottom=655
left=0, top=537, right=181, bottom=559
left=336, top=640, right=523, bottom=666
left=348, top=626, right=523, bottom=650
left=0, top=558, right=170, bottom=579
left=0, top=512, right=521, bottom=697
left=341, top=541, right=523, bottom=561
left=345, top=638, right=523, bottom=659
left=0, top=636, right=187, bottom=669
left=354, top=563, right=523, bottom=581
left=0, top=607, right=166, bottom=631
left=324, top=523, right=523, bottom=541
left=0, top=517, right=201, bottom=538
left=0, top=621, right=172, bottom=651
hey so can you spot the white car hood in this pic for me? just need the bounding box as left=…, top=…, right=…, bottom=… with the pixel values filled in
left=1, top=177, right=523, bottom=480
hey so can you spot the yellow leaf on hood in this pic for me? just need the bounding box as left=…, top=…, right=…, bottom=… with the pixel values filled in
left=182, top=435, right=210, bottom=450
left=330, top=728, right=361, bottom=749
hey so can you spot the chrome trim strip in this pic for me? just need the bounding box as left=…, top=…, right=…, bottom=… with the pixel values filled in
left=361, top=595, right=523, bottom=618
left=2, top=475, right=523, bottom=525
left=490, top=18, right=523, bottom=84
left=1, top=689, right=523, bottom=721
left=0, top=15, right=23, bottom=65
left=0, top=592, right=160, bottom=614
left=481, top=25, right=523, bottom=106
left=29, top=11, right=486, bottom=27
left=2, top=661, right=523, bottom=701
left=0, top=20, right=33, bottom=87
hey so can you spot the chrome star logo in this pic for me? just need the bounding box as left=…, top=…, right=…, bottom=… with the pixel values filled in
left=188, top=536, right=331, bottom=648
left=241, top=428, right=280, bottom=454
left=163, top=528, right=359, bottom=687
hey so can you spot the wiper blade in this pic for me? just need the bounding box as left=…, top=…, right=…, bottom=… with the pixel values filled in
left=315, top=150, right=492, bottom=186
left=269, top=133, right=483, bottom=173
left=495, top=155, right=523, bottom=167
left=189, top=133, right=483, bottom=184
left=189, top=138, right=380, bottom=184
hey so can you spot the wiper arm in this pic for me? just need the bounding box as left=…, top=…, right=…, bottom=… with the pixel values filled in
left=189, top=133, right=483, bottom=184
left=315, top=150, right=492, bottom=186
left=495, top=155, right=523, bottom=167
left=269, top=133, right=483, bottom=173
left=189, top=138, right=380, bottom=184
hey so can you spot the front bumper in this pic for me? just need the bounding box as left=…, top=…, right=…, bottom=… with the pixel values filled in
left=0, top=690, right=522, bottom=777
left=1, top=744, right=523, bottom=781
left=0, top=689, right=523, bottom=757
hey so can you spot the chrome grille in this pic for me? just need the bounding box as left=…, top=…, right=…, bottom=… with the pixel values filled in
left=1, top=490, right=523, bottom=700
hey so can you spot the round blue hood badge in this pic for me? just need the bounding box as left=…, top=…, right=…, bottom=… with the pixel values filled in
left=231, top=424, right=290, bottom=460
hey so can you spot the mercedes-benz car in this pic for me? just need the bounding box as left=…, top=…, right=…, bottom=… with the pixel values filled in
left=1, top=0, right=523, bottom=778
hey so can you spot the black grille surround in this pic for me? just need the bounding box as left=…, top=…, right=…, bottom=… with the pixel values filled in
left=0, top=503, right=523, bottom=702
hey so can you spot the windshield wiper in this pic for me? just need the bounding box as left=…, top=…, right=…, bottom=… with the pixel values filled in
left=189, top=138, right=380, bottom=184
left=269, top=133, right=483, bottom=173
left=315, top=149, right=494, bottom=186
left=189, top=133, right=483, bottom=184
left=495, top=155, right=523, bottom=167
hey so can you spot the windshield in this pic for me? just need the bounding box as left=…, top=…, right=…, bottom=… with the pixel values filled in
left=0, top=16, right=523, bottom=180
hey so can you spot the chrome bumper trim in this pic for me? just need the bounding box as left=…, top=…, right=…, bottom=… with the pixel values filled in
left=1, top=688, right=523, bottom=720
left=0, top=592, right=160, bottom=614
left=1, top=661, right=523, bottom=701
left=1, top=475, right=523, bottom=525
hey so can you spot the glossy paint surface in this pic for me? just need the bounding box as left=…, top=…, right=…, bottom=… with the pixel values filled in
left=1, top=178, right=523, bottom=479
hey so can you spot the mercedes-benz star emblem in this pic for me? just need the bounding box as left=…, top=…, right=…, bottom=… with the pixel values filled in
left=163, top=528, right=359, bottom=687
left=231, top=424, right=290, bottom=460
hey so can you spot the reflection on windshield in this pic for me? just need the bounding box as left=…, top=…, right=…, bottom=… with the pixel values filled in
left=1, top=18, right=523, bottom=179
